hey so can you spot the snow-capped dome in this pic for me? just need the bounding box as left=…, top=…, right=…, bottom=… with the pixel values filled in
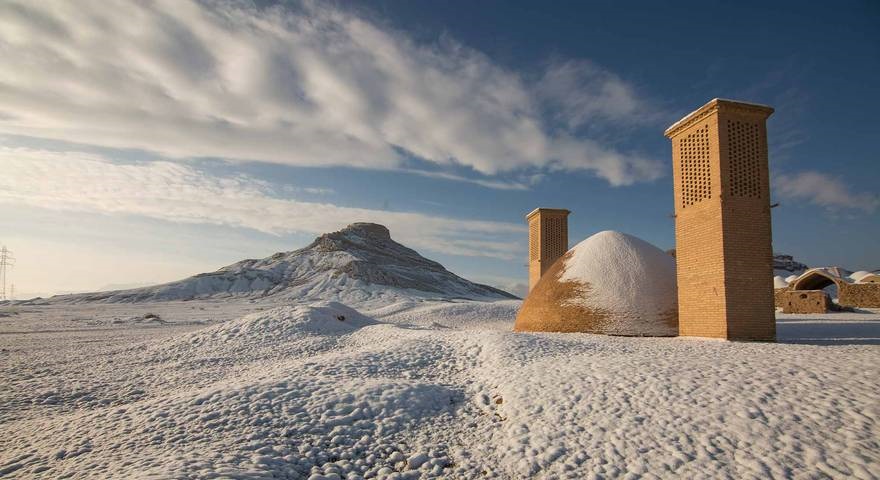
left=850, top=270, right=871, bottom=282
left=514, top=231, right=677, bottom=336
left=773, top=276, right=789, bottom=289
left=854, top=273, right=880, bottom=284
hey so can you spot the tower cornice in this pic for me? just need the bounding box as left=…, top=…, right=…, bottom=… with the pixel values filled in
left=664, top=98, right=774, bottom=138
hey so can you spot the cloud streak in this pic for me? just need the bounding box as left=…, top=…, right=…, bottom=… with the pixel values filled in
left=774, top=171, right=879, bottom=214
left=0, top=147, right=525, bottom=260
left=0, top=0, right=661, bottom=186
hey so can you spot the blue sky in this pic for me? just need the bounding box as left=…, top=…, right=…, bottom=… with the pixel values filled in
left=1, top=0, right=878, bottom=298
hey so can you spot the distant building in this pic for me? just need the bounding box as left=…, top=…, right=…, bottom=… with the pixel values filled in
left=775, top=267, right=880, bottom=309
left=850, top=271, right=880, bottom=284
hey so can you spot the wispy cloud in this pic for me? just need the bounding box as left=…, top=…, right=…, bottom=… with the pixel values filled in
left=402, top=169, right=529, bottom=191
left=774, top=171, right=879, bottom=214
left=0, top=147, right=525, bottom=259
left=537, top=60, right=660, bottom=130
left=0, top=0, right=661, bottom=186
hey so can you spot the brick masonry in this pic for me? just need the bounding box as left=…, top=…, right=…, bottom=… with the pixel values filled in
left=527, top=208, right=570, bottom=292
left=665, top=99, right=776, bottom=341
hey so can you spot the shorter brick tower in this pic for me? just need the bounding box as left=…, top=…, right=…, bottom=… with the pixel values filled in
left=526, top=208, right=570, bottom=292
left=665, top=98, right=775, bottom=341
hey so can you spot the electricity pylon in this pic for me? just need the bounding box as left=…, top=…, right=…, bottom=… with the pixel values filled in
left=0, top=246, right=14, bottom=301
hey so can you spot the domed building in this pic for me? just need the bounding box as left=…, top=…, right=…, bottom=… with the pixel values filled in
left=515, top=231, right=678, bottom=336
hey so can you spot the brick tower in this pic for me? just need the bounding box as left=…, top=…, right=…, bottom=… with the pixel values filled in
left=526, top=208, right=570, bottom=292
left=664, top=99, right=775, bottom=341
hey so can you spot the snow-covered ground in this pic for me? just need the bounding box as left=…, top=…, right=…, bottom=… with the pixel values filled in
left=1, top=300, right=878, bottom=479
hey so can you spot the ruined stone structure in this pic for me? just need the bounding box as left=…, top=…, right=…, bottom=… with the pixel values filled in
left=527, top=208, right=570, bottom=292
left=840, top=284, right=880, bottom=308
left=779, top=290, right=832, bottom=314
left=665, top=99, right=776, bottom=341
left=779, top=268, right=880, bottom=309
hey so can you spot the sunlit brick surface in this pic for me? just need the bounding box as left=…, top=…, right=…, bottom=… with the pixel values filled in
left=666, top=99, right=775, bottom=341
left=526, top=208, right=570, bottom=292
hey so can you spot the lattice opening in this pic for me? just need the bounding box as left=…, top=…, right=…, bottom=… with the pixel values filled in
left=529, top=220, right=539, bottom=260
left=543, top=217, right=566, bottom=260
left=679, top=124, right=711, bottom=208
left=727, top=120, right=762, bottom=198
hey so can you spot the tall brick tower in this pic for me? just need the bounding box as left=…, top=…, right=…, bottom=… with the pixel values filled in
left=526, top=208, right=570, bottom=292
left=664, top=99, right=775, bottom=341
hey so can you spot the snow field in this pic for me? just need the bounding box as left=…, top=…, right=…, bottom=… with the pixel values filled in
left=467, top=332, right=879, bottom=478
left=1, top=301, right=878, bottom=479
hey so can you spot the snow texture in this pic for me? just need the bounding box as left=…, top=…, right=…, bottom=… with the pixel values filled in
left=773, top=276, right=789, bottom=289
left=664, top=98, right=772, bottom=136
left=1, top=300, right=879, bottom=479
left=559, top=231, right=677, bottom=335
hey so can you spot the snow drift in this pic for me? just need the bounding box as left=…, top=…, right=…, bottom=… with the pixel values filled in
left=774, top=276, right=789, bottom=289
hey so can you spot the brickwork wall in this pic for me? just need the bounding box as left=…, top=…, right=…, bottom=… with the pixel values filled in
left=671, top=113, right=728, bottom=338
left=780, top=290, right=831, bottom=314
left=667, top=99, right=775, bottom=341
left=718, top=108, right=775, bottom=340
left=839, top=283, right=880, bottom=308
left=527, top=209, right=569, bottom=292
left=674, top=198, right=729, bottom=338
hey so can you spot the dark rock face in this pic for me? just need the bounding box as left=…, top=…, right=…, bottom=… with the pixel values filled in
left=773, top=254, right=809, bottom=274
left=53, top=223, right=517, bottom=303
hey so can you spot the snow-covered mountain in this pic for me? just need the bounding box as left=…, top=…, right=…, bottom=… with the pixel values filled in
left=51, top=223, right=517, bottom=304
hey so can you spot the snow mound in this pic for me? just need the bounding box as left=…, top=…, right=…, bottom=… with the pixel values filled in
left=371, top=299, right=521, bottom=331
left=515, top=231, right=677, bottom=336
left=785, top=274, right=799, bottom=284
left=185, top=302, right=375, bottom=344
left=774, top=276, right=790, bottom=289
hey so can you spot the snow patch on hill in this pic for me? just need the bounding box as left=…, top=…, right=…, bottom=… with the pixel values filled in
left=50, top=223, right=516, bottom=305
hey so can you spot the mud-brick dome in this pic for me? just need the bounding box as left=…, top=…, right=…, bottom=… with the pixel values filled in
left=514, top=231, right=678, bottom=336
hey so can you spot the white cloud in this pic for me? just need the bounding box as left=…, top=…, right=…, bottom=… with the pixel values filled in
left=774, top=171, right=879, bottom=214
left=0, top=0, right=661, bottom=186
left=537, top=60, right=650, bottom=129
left=0, top=147, right=525, bottom=260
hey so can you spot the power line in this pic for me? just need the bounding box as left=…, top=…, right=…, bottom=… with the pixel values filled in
left=0, top=246, right=14, bottom=301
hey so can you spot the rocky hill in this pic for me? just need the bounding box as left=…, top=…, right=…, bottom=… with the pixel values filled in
left=50, top=223, right=516, bottom=304
left=773, top=253, right=809, bottom=276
